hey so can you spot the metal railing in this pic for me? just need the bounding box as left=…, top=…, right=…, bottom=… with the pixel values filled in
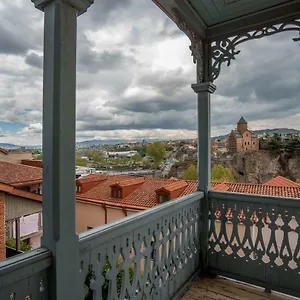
left=208, top=191, right=300, bottom=298
left=78, top=192, right=202, bottom=300
left=0, top=248, right=51, bottom=299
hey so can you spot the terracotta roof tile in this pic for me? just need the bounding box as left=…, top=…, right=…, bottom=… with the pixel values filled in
left=111, top=177, right=145, bottom=188
left=0, top=148, right=8, bottom=155
left=79, top=175, right=181, bottom=208
left=213, top=182, right=230, bottom=191
left=0, top=161, right=42, bottom=185
left=157, top=180, right=188, bottom=192
left=212, top=182, right=300, bottom=198
left=76, top=174, right=300, bottom=209
left=263, top=176, right=300, bottom=187
left=77, top=174, right=107, bottom=184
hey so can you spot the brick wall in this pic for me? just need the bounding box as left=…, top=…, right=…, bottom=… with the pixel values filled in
left=0, top=192, right=5, bottom=260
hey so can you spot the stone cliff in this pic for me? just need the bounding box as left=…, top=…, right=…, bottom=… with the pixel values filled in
left=169, top=151, right=300, bottom=184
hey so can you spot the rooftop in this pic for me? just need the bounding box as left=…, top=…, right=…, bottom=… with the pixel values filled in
left=0, top=161, right=42, bottom=186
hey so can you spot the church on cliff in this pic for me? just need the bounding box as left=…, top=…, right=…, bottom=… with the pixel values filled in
left=227, top=117, right=259, bottom=153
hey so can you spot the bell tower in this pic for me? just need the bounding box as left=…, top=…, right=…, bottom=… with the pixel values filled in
left=237, top=116, right=248, bottom=134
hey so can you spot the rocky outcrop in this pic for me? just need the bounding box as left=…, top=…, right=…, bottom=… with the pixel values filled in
left=169, top=151, right=300, bottom=184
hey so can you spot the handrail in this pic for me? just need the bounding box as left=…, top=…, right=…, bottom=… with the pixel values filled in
left=79, top=191, right=203, bottom=248
left=209, top=190, right=300, bottom=207
left=78, top=192, right=203, bottom=300
left=0, top=248, right=51, bottom=289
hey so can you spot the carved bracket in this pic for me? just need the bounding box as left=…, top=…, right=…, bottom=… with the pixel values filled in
left=173, top=11, right=204, bottom=83
left=211, top=20, right=300, bottom=81
left=172, top=12, right=300, bottom=83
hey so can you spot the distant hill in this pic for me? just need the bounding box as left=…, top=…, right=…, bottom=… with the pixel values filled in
left=212, top=128, right=300, bottom=141
left=75, top=138, right=165, bottom=147
left=0, top=143, right=19, bottom=149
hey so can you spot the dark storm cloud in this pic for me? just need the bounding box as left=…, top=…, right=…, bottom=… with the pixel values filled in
left=136, top=68, right=193, bottom=96
left=79, top=0, right=131, bottom=28
left=108, top=93, right=196, bottom=113
left=212, top=31, right=300, bottom=127
left=78, top=49, right=137, bottom=73
left=77, top=109, right=197, bottom=132
left=25, top=53, right=43, bottom=69
left=0, top=26, right=31, bottom=55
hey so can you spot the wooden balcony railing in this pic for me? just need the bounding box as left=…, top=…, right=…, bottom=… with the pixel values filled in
left=0, top=248, right=51, bottom=299
left=208, top=191, right=300, bottom=298
left=78, top=192, right=202, bottom=299
left=0, top=192, right=202, bottom=300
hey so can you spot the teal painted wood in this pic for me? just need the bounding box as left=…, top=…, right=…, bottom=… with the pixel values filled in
left=31, top=0, right=93, bottom=299
left=208, top=191, right=300, bottom=298
left=0, top=248, right=51, bottom=299
left=192, top=81, right=216, bottom=271
left=78, top=192, right=203, bottom=300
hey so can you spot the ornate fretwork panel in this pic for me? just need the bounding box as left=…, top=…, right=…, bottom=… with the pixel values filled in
left=173, top=11, right=204, bottom=83
left=208, top=192, right=300, bottom=297
left=174, top=13, right=300, bottom=83
left=211, top=20, right=300, bottom=81
left=79, top=193, right=201, bottom=300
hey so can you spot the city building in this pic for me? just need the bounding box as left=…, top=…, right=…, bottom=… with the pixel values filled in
left=227, top=117, right=259, bottom=152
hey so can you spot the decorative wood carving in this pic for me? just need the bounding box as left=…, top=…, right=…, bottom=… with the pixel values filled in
left=211, top=20, right=300, bottom=81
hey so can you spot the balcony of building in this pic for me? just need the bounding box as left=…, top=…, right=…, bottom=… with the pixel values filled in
left=1, top=0, right=300, bottom=299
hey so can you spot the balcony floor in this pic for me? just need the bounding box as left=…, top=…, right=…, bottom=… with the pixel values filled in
left=181, top=276, right=293, bottom=300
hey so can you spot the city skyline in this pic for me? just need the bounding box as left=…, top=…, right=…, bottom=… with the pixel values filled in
left=0, top=0, right=299, bottom=145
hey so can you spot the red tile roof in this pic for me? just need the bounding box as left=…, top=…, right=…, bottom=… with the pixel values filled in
left=77, top=174, right=107, bottom=184
left=156, top=180, right=188, bottom=192
left=0, top=148, right=8, bottom=155
left=263, top=176, right=300, bottom=187
left=111, top=177, right=145, bottom=188
left=77, top=175, right=183, bottom=209
left=0, top=161, right=42, bottom=185
left=77, top=174, right=300, bottom=209
left=0, top=182, right=42, bottom=202
left=212, top=182, right=300, bottom=198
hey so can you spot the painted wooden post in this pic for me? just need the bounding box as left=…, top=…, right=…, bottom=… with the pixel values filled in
left=31, top=1, right=93, bottom=299
left=191, top=81, right=216, bottom=271
left=15, top=218, right=21, bottom=252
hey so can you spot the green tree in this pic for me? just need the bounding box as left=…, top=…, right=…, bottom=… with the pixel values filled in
left=132, top=153, right=142, bottom=164
left=146, top=142, right=166, bottom=168
left=296, top=179, right=300, bottom=184
left=6, top=238, right=32, bottom=252
left=211, top=165, right=234, bottom=182
left=184, top=164, right=197, bottom=180
left=34, top=154, right=43, bottom=160
left=76, top=156, right=88, bottom=167
left=267, top=133, right=282, bottom=151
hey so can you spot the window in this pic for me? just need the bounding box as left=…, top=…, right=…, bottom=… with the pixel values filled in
left=253, top=142, right=255, bottom=145
left=246, top=134, right=248, bottom=137
left=245, top=142, right=246, bottom=145
left=112, top=189, right=121, bottom=198
left=87, top=226, right=93, bottom=230
left=158, top=194, right=169, bottom=203
left=248, top=142, right=250, bottom=145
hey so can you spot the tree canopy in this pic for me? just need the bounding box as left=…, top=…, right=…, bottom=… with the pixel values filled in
left=132, top=153, right=142, bottom=163
left=146, top=142, right=166, bottom=168
left=183, top=164, right=235, bottom=182
left=211, top=165, right=234, bottom=182
left=184, top=164, right=197, bottom=180
left=76, top=156, right=88, bottom=167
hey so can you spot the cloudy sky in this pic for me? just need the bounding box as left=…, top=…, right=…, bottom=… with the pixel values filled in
left=0, top=0, right=299, bottom=145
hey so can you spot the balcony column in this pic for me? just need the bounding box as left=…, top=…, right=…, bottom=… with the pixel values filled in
left=31, top=0, right=93, bottom=299
left=192, top=81, right=216, bottom=271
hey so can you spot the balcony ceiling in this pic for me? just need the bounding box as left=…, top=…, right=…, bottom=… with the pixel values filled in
left=153, top=0, right=300, bottom=39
